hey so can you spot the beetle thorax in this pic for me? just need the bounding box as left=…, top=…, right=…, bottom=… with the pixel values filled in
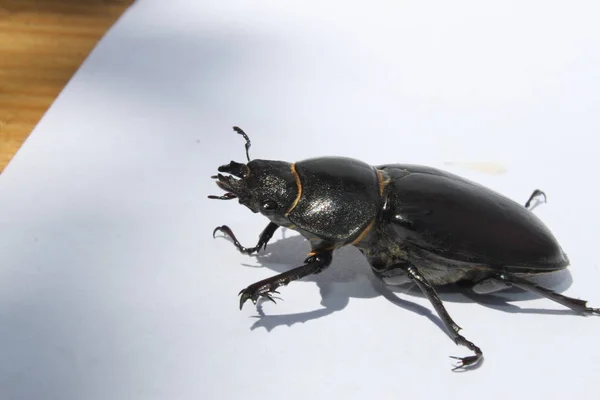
left=286, top=157, right=382, bottom=246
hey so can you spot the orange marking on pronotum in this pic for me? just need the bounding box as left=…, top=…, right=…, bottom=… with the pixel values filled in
left=285, top=163, right=302, bottom=216
left=377, top=169, right=390, bottom=197
left=351, top=219, right=376, bottom=245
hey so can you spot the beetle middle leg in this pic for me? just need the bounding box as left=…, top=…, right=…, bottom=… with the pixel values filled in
left=401, top=265, right=483, bottom=371
left=238, top=250, right=333, bottom=310
left=213, top=222, right=279, bottom=255
left=492, top=272, right=600, bottom=315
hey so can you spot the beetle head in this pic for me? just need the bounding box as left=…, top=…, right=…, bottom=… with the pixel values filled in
left=210, top=160, right=298, bottom=218
left=209, top=127, right=298, bottom=222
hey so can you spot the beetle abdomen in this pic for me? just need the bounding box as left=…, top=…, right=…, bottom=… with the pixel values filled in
left=379, top=164, right=569, bottom=271
left=289, top=157, right=381, bottom=244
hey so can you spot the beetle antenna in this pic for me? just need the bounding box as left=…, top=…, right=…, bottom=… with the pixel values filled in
left=232, top=126, right=251, bottom=162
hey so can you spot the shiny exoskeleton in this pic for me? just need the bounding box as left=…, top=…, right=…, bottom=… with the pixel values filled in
left=209, top=126, right=599, bottom=371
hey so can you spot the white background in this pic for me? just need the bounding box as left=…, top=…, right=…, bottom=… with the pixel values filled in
left=1, top=1, right=600, bottom=399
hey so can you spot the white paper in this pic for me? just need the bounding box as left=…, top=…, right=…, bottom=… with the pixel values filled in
left=1, top=1, right=600, bottom=399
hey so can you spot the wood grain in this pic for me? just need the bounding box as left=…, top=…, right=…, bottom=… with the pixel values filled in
left=0, top=0, right=134, bottom=172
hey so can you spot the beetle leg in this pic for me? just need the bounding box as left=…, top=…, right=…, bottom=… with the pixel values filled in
left=524, top=189, right=547, bottom=210
left=495, top=273, right=600, bottom=315
left=403, top=265, right=483, bottom=371
left=213, top=222, right=279, bottom=255
left=238, top=250, right=333, bottom=310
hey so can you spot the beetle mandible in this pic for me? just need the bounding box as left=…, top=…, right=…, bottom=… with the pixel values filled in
left=208, top=126, right=599, bottom=370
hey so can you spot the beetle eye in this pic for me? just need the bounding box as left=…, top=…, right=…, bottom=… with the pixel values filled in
left=261, top=199, right=278, bottom=213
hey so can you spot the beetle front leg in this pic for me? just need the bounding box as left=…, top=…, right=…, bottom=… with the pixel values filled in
left=238, top=250, right=333, bottom=310
left=213, top=222, right=279, bottom=255
left=403, top=265, right=483, bottom=371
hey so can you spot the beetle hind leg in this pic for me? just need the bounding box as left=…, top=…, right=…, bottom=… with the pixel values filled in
left=494, top=273, right=600, bottom=315
left=524, top=189, right=547, bottom=211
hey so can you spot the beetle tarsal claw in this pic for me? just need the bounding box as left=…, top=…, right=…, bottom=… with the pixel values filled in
left=238, top=285, right=280, bottom=310
left=449, top=355, right=482, bottom=371
left=212, top=225, right=232, bottom=239
left=238, top=291, right=251, bottom=310
left=212, top=225, right=264, bottom=254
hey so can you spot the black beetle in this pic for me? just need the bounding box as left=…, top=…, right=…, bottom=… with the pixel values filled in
left=209, top=126, right=599, bottom=370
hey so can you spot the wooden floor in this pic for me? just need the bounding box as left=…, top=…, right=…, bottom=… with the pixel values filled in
left=0, top=0, right=134, bottom=172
